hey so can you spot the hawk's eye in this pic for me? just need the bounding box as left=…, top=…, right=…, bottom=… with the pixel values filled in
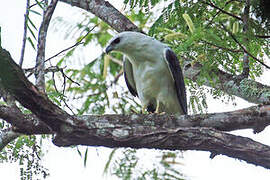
left=112, top=37, right=120, bottom=44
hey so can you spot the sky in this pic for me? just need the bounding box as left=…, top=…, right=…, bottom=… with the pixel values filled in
left=0, top=1, right=270, bottom=180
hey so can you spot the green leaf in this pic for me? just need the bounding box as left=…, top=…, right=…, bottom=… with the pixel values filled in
left=103, top=148, right=118, bottom=175
left=34, top=0, right=44, bottom=10
left=29, top=9, right=42, bottom=16
left=26, top=15, right=38, bottom=30
left=84, top=148, right=88, bottom=167
left=26, top=23, right=37, bottom=40
left=27, top=37, right=36, bottom=50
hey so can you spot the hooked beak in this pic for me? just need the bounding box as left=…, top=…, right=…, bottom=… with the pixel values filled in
left=105, top=45, right=114, bottom=54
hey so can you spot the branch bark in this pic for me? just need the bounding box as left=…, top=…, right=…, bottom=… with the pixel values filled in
left=35, top=0, right=58, bottom=92
left=1, top=47, right=270, bottom=169
left=0, top=129, right=21, bottom=151
left=59, top=0, right=139, bottom=32
left=241, top=0, right=250, bottom=78
left=183, top=58, right=270, bottom=104
left=19, top=0, right=30, bottom=67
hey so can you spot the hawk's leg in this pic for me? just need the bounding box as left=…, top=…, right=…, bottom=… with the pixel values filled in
left=154, top=100, right=165, bottom=114
left=142, top=105, right=147, bottom=114
left=155, top=100, right=160, bottom=114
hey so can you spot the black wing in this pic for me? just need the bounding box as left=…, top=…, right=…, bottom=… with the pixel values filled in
left=165, top=48, right=187, bottom=114
left=123, top=57, right=138, bottom=97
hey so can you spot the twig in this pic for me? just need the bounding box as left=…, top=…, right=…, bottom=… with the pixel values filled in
left=45, top=42, right=83, bottom=62
left=45, top=24, right=98, bottom=63
left=201, top=1, right=242, bottom=21
left=50, top=67, right=77, bottom=115
left=220, top=24, right=270, bottom=69
left=205, top=0, right=238, bottom=28
left=106, top=54, right=123, bottom=66
left=29, top=0, right=45, bottom=9
left=35, top=0, right=58, bottom=92
left=19, top=0, right=30, bottom=67
left=202, top=40, right=242, bottom=53
left=255, top=35, right=270, bottom=38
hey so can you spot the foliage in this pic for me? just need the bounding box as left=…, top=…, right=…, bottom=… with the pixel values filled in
left=0, top=135, right=49, bottom=180
left=104, top=149, right=185, bottom=180
left=1, top=0, right=270, bottom=179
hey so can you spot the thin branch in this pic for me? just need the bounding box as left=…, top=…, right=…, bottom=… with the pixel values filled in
left=35, top=0, right=58, bottom=92
left=106, top=54, right=123, bottom=66
left=45, top=42, right=83, bottom=62
left=182, top=56, right=270, bottom=104
left=29, top=0, right=45, bottom=9
left=201, top=1, right=242, bottom=21
left=19, top=0, right=30, bottom=67
left=205, top=0, right=238, bottom=28
left=45, top=24, right=97, bottom=63
left=50, top=66, right=78, bottom=115
left=220, top=23, right=270, bottom=69
left=202, top=40, right=242, bottom=53
left=255, top=35, right=270, bottom=38
left=241, top=0, right=250, bottom=78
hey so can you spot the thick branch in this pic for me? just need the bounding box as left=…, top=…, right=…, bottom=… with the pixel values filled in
left=0, top=105, right=52, bottom=134
left=59, top=0, right=139, bottom=32
left=183, top=58, right=270, bottom=104
left=0, top=47, right=71, bottom=131
left=2, top=104, right=270, bottom=136
left=54, top=125, right=270, bottom=169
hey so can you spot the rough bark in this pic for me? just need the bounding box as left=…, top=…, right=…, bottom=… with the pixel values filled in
left=0, top=129, right=21, bottom=151
left=59, top=0, right=270, bottom=105
left=35, top=0, right=58, bottom=92
left=54, top=125, right=270, bottom=169
left=1, top=47, right=270, bottom=169
left=0, top=48, right=71, bottom=132
left=60, top=0, right=139, bottom=32
left=183, top=59, right=270, bottom=104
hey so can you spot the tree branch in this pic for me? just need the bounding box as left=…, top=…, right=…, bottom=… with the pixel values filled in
left=0, top=128, right=21, bottom=151
left=241, top=0, right=250, bottom=78
left=0, top=105, right=52, bottom=134
left=19, top=0, right=30, bottom=67
left=0, top=47, right=70, bottom=131
left=2, top=47, right=270, bottom=169
left=220, top=23, right=270, bottom=69
left=201, top=1, right=242, bottom=21
left=54, top=125, right=270, bottom=169
left=35, top=0, right=58, bottom=92
left=59, top=0, right=140, bottom=32
left=183, top=57, right=270, bottom=104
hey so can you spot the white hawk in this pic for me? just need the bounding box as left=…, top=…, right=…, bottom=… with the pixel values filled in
left=105, top=31, right=187, bottom=115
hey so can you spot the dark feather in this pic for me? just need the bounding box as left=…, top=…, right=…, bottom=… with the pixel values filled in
left=123, top=58, right=138, bottom=97
left=165, top=49, right=187, bottom=114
